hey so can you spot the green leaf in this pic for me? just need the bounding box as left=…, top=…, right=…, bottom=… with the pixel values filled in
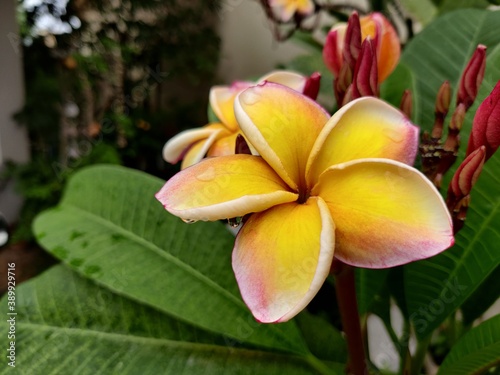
left=402, top=10, right=500, bottom=340
left=401, top=9, right=500, bottom=129
left=461, top=265, right=500, bottom=326
left=399, top=0, right=438, bottom=26
left=380, top=63, right=415, bottom=119
left=438, top=0, right=490, bottom=14
left=356, top=268, right=390, bottom=316
left=437, top=315, right=500, bottom=374
left=295, top=311, right=348, bottom=363
left=32, top=165, right=307, bottom=354
left=0, top=265, right=340, bottom=375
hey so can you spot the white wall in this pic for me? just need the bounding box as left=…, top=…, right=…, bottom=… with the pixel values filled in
left=216, top=0, right=308, bottom=83
left=0, top=0, right=30, bottom=223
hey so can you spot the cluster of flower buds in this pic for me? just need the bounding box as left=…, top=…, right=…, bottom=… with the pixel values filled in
left=418, top=44, right=500, bottom=233
left=323, top=12, right=400, bottom=107
left=420, top=45, right=487, bottom=189
left=446, top=81, right=500, bottom=232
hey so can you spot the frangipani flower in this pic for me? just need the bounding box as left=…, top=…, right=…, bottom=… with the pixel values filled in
left=163, top=70, right=319, bottom=169
left=156, top=83, right=454, bottom=323
left=268, top=0, right=315, bottom=22
left=323, top=12, right=400, bottom=83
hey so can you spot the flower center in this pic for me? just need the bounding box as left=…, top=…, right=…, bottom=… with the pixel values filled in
left=297, top=188, right=310, bottom=204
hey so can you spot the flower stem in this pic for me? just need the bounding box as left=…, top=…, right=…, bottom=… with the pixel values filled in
left=332, top=259, right=368, bottom=374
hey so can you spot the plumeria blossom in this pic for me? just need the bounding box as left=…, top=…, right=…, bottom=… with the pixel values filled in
left=162, top=70, right=319, bottom=169
left=323, top=12, right=400, bottom=83
left=268, top=0, right=315, bottom=22
left=156, top=83, right=454, bottom=323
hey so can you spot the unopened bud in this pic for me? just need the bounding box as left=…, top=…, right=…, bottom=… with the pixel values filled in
left=400, top=90, right=412, bottom=119
left=448, top=146, right=486, bottom=200
left=466, top=80, right=500, bottom=161
left=323, top=27, right=345, bottom=77
left=334, top=64, right=352, bottom=107
left=303, top=72, right=321, bottom=100
left=457, top=45, right=486, bottom=110
left=436, top=81, right=451, bottom=116
left=431, top=81, right=451, bottom=139
left=446, top=146, right=486, bottom=234
left=351, top=37, right=378, bottom=99
left=343, top=12, right=362, bottom=73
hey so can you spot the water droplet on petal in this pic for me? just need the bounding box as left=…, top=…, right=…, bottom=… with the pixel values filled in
left=196, top=167, right=216, bottom=182
left=385, top=128, right=404, bottom=143
left=182, top=218, right=197, bottom=224
left=241, top=90, right=261, bottom=106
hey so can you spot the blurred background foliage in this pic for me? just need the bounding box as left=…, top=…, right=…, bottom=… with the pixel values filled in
left=3, top=0, right=222, bottom=243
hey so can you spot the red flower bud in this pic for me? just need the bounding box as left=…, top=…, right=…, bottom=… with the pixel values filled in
left=343, top=12, right=362, bottom=74
left=323, top=28, right=345, bottom=77
left=466, top=80, right=500, bottom=161
left=351, top=37, right=378, bottom=99
left=448, top=146, right=486, bottom=200
left=446, top=146, right=486, bottom=233
left=303, top=72, right=321, bottom=100
left=431, top=81, right=451, bottom=139
left=457, top=45, right=486, bottom=110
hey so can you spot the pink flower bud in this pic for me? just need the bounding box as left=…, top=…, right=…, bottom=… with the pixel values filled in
left=343, top=12, right=362, bottom=73
left=431, top=81, right=451, bottom=139
left=436, top=81, right=451, bottom=116
left=457, top=45, right=487, bottom=110
left=351, top=37, right=378, bottom=99
left=466, top=80, right=500, bottom=161
left=323, top=27, right=345, bottom=77
left=303, top=72, right=321, bottom=100
left=448, top=146, right=486, bottom=200
left=446, top=146, right=486, bottom=233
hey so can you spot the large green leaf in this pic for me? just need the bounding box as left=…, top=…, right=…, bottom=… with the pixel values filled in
left=0, top=265, right=341, bottom=375
left=380, top=63, right=415, bottom=117
left=437, top=315, right=500, bottom=374
left=402, top=10, right=500, bottom=339
left=32, top=165, right=307, bottom=354
left=401, top=9, right=500, bottom=129
left=461, top=265, right=500, bottom=326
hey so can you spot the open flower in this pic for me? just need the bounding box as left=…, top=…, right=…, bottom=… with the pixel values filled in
left=163, top=70, right=319, bottom=169
left=156, top=83, right=454, bottom=323
left=323, top=12, right=400, bottom=83
left=268, top=0, right=315, bottom=22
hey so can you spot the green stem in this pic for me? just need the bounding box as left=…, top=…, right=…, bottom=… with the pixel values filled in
left=332, top=260, right=368, bottom=375
left=410, top=334, right=432, bottom=375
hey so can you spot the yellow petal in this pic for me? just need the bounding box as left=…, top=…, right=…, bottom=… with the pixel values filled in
left=156, top=154, right=297, bottom=221
left=258, top=70, right=307, bottom=93
left=307, top=97, right=419, bottom=185
left=180, top=125, right=234, bottom=169
left=206, top=132, right=241, bottom=158
left=233, top=196, right=335, bottom=323
left=210, top=83, right=252, bottom=131
left=235, top=82, right=330, bottom=191
left=162, top=124, right=228, bottom=164
left=312, top=159, right=453, bottom=268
